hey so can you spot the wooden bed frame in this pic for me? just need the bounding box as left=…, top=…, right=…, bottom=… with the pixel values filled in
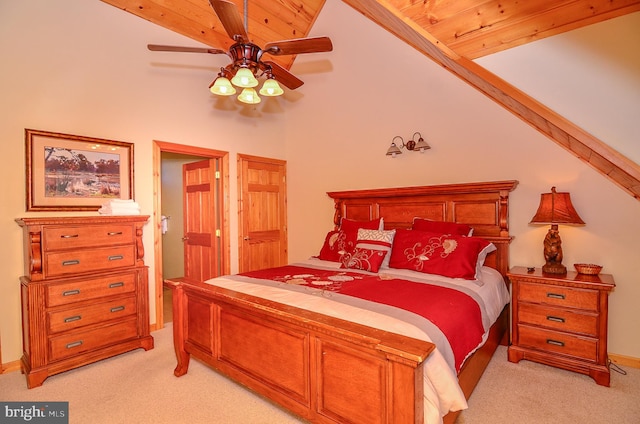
left=166, top=180, right=518, bottom=424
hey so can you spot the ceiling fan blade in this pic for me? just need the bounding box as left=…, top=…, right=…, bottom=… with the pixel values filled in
left=263, top=37, right=333, bottom=56
left=209, top=0, right=248, bottom=42
left=262, top=61, right=304, bottom=90
left=147, top=44, right=227, bottom=55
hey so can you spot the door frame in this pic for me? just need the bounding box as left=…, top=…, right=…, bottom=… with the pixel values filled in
left=153, top=141, right=230, bottom=329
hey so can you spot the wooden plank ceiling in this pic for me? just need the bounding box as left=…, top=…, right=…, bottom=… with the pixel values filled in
left=100, top=0, right=640, bottom=200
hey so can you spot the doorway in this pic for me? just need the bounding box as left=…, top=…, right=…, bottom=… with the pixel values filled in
left=153, top=141, right=230, bottom=328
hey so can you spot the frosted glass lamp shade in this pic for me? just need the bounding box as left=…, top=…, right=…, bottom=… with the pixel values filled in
left=259, top=79, right=284, bottom=97
left=231, top=68, right=258, bottom=88
left=237, top=87, right=261, bottom=104
left=210, top=77, right=236, bottom=96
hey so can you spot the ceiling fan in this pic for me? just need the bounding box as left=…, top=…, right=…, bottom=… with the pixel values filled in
left=147, top=0, right=333, bottom=104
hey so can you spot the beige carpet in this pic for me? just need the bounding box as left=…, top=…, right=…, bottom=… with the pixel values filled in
left=1, top=324, right=638, bottom=423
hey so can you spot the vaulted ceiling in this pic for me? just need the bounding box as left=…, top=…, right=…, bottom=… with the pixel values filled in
left=100, top=0, right=640, bottom=199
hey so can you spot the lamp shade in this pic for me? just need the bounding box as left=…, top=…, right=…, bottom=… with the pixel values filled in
left=231, top=67, right=258, bottom=88
left=414, top=137, right=431, bottom=152
left=237, top=87, right=261, bottom=104
left=530, top=186, right=585, bottom=225
left=259, top=78, right=284, bottom=97
left=209, top=76, right=236, bottom=96
left=386, top=142, right=402, bottom=157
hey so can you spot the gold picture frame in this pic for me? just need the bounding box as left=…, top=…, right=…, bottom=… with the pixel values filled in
left=25, top=129, right=134, bottom=211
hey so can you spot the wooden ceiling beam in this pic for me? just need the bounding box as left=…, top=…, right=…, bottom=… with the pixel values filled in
left=343, top=0, right=640, bottom=200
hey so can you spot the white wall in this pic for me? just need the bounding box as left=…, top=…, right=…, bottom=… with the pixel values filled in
left=286, top=3, right=640, bottom=359
left=1, top=1, right=639, bottom=366
left=0, top=0, right=287, bottom=363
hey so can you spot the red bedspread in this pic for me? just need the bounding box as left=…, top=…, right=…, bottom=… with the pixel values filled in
left=240, top=265, right=484, bottom=372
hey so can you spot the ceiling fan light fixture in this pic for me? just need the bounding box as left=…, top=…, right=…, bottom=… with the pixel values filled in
left=231, top=67, right=258, bottom=88
left=209, top=76, right=236, bottom=96
left=259, top=78, right=284, bottom=97
left=237, top=87, right=261, bottom=104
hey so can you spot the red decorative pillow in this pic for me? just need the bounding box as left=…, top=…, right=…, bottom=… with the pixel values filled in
left=355, top=228, right=396, bottom=270
left=412, top=218, right=473, bottom=236
left=389, top=229, right=492, bottom=280
left=341, top=247, right=387, bottom=272
left=317, top=219, right=384, bottom=262
left=318, top=230, right=348, bottom=262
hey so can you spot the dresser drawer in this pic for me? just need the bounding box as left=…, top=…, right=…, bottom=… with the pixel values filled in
left=45, top=246, right=136, bottom=277
left=49, top=318, right=139, bottom=362
left=43, top=225, right=134, bottom=251
left=46, top=272, right=136, bottom=307
left=519, top=281, right=598, bottom=311
left=519, top=303, right=598, bottom=337
left=518, top=325, right=597, bottom=362
left=48, top=296, right=137, bottom=334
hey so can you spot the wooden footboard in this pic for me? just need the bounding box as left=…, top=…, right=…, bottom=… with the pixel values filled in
left=166, top=278, right=435, bottom=424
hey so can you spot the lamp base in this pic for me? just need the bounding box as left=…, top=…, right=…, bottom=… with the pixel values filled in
left=542, top=262, right=567, bottom=274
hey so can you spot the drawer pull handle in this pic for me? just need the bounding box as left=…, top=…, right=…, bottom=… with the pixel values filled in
left=546, top=315, right=566, bottom=323
left=546, top=292, right=565, bottom=300
left=107, top=231, right=123, bottom=236
left=66, top=340, right=83, bottom=349
left=546, top=339, right=565, bottom=347
left=108, top=255, right=124, bottom=261
left=62, top=289, right=80, bottom=296
left=110, top=306, right=125, bottom=313
left=109, top=282, right=124, bottom=288
left=62, top=260, right=80, bottom=266
left=64, top=315, right=82, bottom=323
left=61, top=234, right=79, bottom=239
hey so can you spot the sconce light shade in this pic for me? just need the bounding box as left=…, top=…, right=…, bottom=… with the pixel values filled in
left=231, top=67, right=259, bottom=88
left=530, top=187, right=585, bottom=274
left=259, top=78, right=284, bottom=97
left=237, top=87, right=262, bottom=104
left=386, top=142, right=403, bottom=157
left=209, top=76, right=236, bottom=96
left=414, top=136, right=431, bottom=152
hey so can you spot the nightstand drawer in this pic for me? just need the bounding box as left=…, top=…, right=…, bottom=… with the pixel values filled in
left=45, top=246, right=136, bottom=277
left=518, top=325, right=597, bottom=362
left=519, top=303, right=598, bottom=336
left=519, top=281, right=598, bottom=311
left=49, top=318, right=139, bottom=362
left=43, top=225, right=134, bottom=250
left=46, top=272, right=137, bottom=307
left=48, top=295, right=137, bottom=333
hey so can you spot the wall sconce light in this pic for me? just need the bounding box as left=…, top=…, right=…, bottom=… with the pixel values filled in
left=529, top=186, right=585, bottom=274
left=386, top=132, right=431, bottom=157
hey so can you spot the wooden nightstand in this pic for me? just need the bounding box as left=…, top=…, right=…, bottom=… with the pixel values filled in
left=507, top=266, right=615, bottom=386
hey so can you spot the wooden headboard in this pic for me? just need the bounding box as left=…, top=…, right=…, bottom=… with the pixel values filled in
left=327, top=180, right=519, bottom=277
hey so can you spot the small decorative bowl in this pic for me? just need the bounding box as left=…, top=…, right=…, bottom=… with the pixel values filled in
left=574, top=263, right=603, bottom=275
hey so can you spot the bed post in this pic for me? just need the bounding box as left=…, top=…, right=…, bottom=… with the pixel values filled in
left=333, top=198, right=343, bottom=229
left=165, top=278, right=191, bottom=377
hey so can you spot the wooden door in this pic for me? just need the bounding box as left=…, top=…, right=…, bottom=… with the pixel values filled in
left=238, top=154, right=288, bottom=272
left=183, top=159, right=222, bottom=281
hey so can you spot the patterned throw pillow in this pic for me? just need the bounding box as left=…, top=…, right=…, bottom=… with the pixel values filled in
left=317, top=219, right=383, bottom=262
left=354, top=228, right=396, bottom=270
left=340, top=247, right=387, bottom=272
left=389, top=229, right=493, bottom=280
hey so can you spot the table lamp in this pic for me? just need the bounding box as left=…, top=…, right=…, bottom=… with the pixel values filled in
left=530, top=187, right=585, bottom=274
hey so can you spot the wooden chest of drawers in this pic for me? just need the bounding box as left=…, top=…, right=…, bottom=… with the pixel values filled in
left=507, top=266, right=615, bottom=386
left=16, top=216, right=154, bottom=388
